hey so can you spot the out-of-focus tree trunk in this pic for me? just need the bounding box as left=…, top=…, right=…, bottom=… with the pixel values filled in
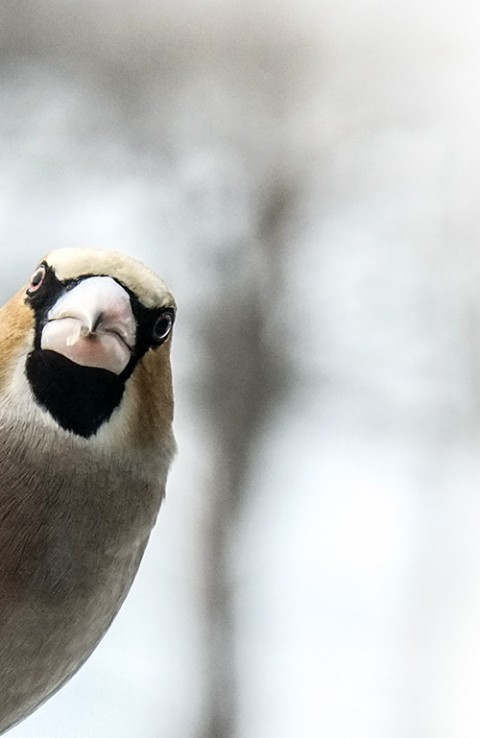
left=198, top=183, right=293, bottom=738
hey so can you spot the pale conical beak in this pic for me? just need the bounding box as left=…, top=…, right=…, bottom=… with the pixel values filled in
left=40, top=276, right=136, bottom=375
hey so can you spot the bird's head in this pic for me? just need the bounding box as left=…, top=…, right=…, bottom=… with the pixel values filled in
left=0, top=248, right=176, bottom=450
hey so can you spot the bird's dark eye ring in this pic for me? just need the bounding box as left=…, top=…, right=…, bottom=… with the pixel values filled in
left=152, top=311, right=174, bottom=343
left=27, top=264, right=46, bottom=294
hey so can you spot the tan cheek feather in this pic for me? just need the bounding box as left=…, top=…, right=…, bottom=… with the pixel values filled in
left=0, top=291, right=34, bottom=393
left=129, top=337, right=174, bottom=448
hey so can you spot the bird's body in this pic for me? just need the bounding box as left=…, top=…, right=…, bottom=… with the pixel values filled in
left=0, top=249, right=176, bottom=733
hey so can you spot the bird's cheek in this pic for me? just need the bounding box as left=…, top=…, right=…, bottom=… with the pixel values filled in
left=41, top=318, right=131, bottom=375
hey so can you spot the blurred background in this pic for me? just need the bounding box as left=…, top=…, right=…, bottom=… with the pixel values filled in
left=2, top=0, right=480, bottom=736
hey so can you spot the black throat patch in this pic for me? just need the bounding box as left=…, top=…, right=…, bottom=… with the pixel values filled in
left=26, top=350, right=126, bottom=438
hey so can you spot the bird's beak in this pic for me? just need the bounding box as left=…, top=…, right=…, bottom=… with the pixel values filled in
left=40, top=276, right=136, bottom=375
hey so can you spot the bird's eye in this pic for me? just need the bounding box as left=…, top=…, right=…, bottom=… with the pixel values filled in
left=152, top=311, right=174, bottom=343
left=27, top=265, right=47, bottom=294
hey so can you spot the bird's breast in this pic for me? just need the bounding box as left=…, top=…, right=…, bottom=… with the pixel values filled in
left=0, top=424, right=162, bottom=600
left=0, top=422, right=165, bottom=732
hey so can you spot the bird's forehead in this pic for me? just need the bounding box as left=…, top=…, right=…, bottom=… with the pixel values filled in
left=44, top=248, right=175, bottom=309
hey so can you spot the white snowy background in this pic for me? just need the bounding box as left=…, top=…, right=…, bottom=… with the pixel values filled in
left=2, top=1, right=480, bottom=736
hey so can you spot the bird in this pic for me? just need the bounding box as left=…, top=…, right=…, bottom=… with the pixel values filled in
left=0, top=248, right=176, bottom=733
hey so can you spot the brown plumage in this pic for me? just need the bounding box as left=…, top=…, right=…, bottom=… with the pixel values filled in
left=0, top=249, right=176, bottom=733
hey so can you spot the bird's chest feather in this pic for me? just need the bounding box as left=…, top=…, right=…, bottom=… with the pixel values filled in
left=0, top=424, right=163, bottom=615
left=0, top=423, right=165, bottom=730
